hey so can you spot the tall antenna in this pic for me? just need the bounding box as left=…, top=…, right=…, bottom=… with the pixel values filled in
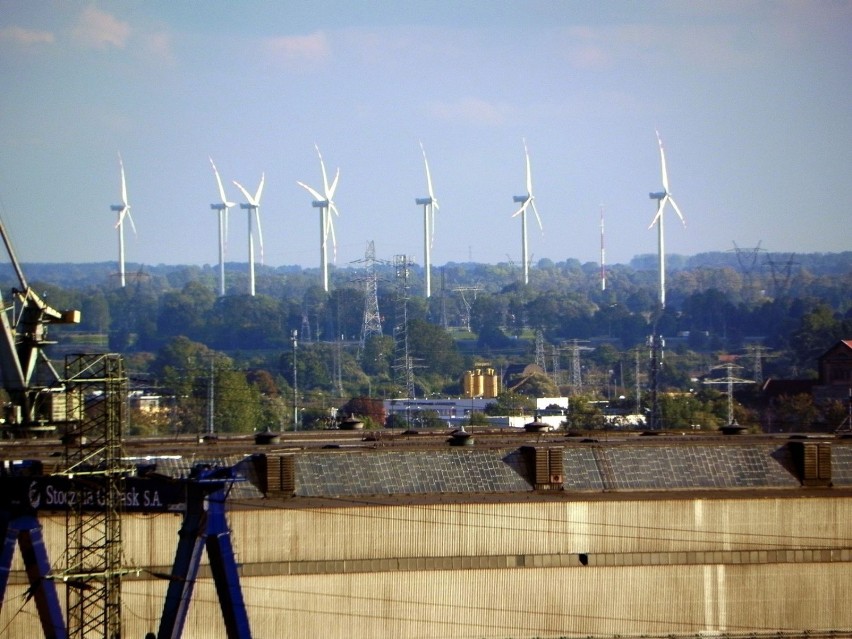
left=439, top=268, right=449, bottom=329
left=600, top=203, right=606, bottom=291
left=393, top=255, right=415, bottom=399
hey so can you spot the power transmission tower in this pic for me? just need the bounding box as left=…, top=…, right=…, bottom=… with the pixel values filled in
left=703, top=363, right=755, bottom=426
left=356, top=241, right=383, bottom=352
left=534, top=330, right=547, bottom=374
left=730, top=240, right=764, bottom=295
left=551, top=344, right=562, bottom=386
left=59, top=354, right=136, bottom=639
left=569, top=339, right=585, bottom=395
left=300, top=311, right=312, bottom=343
left=764, top=252, right=799, bottom=297
left=453, top=286, right=481, bottom=332
left=746, top=344, right=773, bottom=387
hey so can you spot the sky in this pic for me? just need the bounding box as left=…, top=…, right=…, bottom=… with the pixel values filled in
left=0, top=1, right=850, bottom=274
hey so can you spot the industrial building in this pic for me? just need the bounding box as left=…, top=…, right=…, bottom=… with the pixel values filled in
left=2, top=429, right=852, bottom=639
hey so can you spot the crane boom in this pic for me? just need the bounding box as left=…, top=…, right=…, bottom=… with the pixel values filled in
left=0, top=215, right=80, bottom=435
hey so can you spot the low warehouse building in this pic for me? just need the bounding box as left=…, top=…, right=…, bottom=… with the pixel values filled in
left=2, top=431, right=852, bottom=638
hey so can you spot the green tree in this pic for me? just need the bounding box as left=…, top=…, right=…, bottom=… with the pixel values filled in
left=484, top=392, right=535, bottom=416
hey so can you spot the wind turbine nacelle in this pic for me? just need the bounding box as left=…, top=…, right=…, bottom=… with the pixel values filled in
left=110, top=205, right=124, bottom=212
left=512, top=195, right=528, bottom=203
left=649, top=191, right=666, bottom=200
left=415, top=197, right=432, bottom=205
left=210, top=203, right=227, bottom=211
left=311, top=200, right=328, bottom=208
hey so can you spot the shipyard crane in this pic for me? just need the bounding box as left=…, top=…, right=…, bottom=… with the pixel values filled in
left=0, top=215, right=80, bottom=436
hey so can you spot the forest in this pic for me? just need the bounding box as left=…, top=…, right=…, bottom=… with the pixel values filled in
left=7, top=250, right=851, bottom=435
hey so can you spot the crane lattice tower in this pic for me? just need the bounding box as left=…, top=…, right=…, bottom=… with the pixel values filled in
left=60, top=354, right=135, bottom=639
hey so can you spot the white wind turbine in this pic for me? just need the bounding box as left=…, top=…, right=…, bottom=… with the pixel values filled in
left=511, top=139, right=542, bottom=285
left=110, top=153, right=136, bottom=288
left=648, top=130, right=685, bottom=308
left=209, top=158, right=235, bottom=297
left=297, top=145, right=340, bottom=293
left=415, top=141, right=439, bottom=298
left=233, top=173, right=265, bottom=297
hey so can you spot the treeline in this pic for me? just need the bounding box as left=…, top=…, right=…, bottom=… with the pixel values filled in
left=7, top=252, right=850, bottom=434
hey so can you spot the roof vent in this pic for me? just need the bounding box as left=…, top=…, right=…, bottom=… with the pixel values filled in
left=788, top=441, right=832, bottom=487
left=521, top=446, right=564, bottom=490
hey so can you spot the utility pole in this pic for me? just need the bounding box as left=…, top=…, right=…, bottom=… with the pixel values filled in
left=206, top=356, right=215, bottom=437
left=648, top=321, right=664, bottom=430
left=291, top=330, right=299, bottom=431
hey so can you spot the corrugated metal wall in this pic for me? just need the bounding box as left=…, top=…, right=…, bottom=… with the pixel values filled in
left=2, top=496, right=851, bottom=638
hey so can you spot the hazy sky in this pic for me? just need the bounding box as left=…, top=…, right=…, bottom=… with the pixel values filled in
left=0, top=1, right=849, bottom=272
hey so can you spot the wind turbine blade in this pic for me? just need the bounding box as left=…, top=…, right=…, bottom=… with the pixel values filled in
left=328, top=201, right=340, bottom=218
left=255, top=208, right=264, bottom=264
left=530, top=199, right=543, bottom=231
left=126, top=209, right=137, bottom=236
left=420, top=141, right=437, bottom=202
left=328, top=167, right=340, bottom=200
left=315, top=144, right=331, bottom=195
left=209, top=157, right=230, bottom=204
left=327, top=214, right=337, bottom=262
left=232, top=180, right=255, bottom=205
left=669, top=196, right=686, bottom=226
left=523, top=139, right=533, bottom=195
left=648, top=198, right=665, bottom=229
left=254, top=172, right=265, bottom=204
left=512, top=200, right=529, bottom=218
left=656, top=130, right=670, bottom=193
left=297, top=181, right=324, bottom=202
left=118, top=153, right=128, bottom=206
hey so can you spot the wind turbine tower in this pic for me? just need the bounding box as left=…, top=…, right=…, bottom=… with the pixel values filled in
left=298, top=145, right=340, bottom=292
left=233, top=173, right=265, bottom=296
left=648, top=130, right=685, bottom=308
left=415, top=141, right=439, bottom=298
left=511, top=139, right=542, bottom=285
left=209, top=158, right=235, bottom=296
left=109, top=153, right=136, bottom=288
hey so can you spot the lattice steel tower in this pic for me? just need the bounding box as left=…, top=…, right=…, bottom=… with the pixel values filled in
left=359, top=241, right=383, bottom=351
left=534, top=330, right=547, bottom=374
left=60, top=353, right=134, bottom=639
left=570, top=339, right=583, bottom=394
